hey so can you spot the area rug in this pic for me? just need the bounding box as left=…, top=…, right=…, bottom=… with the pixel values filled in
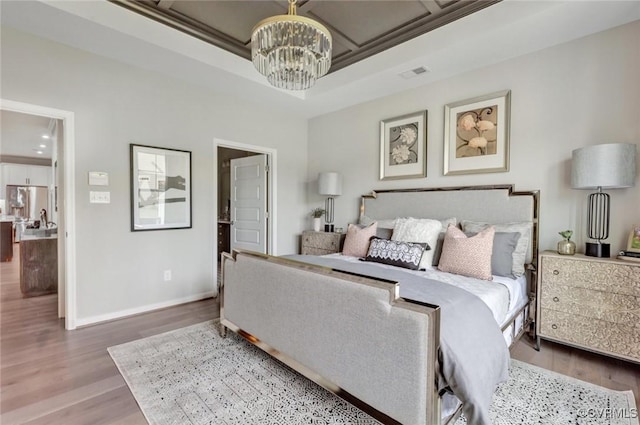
left=108, top=320, right=638, bottom=425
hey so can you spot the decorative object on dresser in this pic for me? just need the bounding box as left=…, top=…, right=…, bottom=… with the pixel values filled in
left=379, top=110, right=427, bottom=180
left=310, top=207, right=325, bottom=232
left=300, top=230, right=344, bottom=255
left=536, top=251, right=640, bottom=363
left=556, top=230, right=576, bottom=255
left=444, top=90, right=511, bottom=175
left=318, top=172, right=342, bottom=232
left=571, top=143, right=636, bottom=258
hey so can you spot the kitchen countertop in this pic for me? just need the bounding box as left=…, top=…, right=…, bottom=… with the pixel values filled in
left=20, top=234, right=58, bottom=241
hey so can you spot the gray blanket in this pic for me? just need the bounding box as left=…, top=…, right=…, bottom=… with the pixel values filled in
left=283, top=255, right=510, bottom=425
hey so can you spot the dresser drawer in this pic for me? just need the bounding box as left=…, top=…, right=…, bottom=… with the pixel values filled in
left=540, top=255, right=640, bottom=297
left=539, top=308, right=640, bottom=362
left=541, top=284, right=640, bottom=329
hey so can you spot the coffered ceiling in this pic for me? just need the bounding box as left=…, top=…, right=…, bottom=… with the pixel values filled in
left=110, top=0, right=500, bottom=73
left=1, top=1, right=639, bottom=118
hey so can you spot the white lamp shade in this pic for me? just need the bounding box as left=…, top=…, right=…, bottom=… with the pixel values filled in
left=318, top=172, right=342, bottom=196
left=571, top=143, right=636, bottom=189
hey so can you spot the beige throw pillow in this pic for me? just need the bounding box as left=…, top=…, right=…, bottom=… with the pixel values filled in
left=438, top=225, right=495, bottom=281
left=342, top=223, right=378, bottom=258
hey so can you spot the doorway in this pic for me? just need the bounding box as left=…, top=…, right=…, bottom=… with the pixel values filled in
left=1, top=99, right=77, bottom=330
left=214, top=138, right=276, bottom=292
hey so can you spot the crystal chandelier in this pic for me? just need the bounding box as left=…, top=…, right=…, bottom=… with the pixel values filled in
left=251, top=0, right=332, bottom=90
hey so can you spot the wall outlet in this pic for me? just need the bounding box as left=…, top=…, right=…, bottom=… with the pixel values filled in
left=163, top=270, right=172, bottom=281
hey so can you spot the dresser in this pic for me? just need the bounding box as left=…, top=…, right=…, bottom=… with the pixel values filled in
left=536, top=251, right=640, bottom=363
left=300, top=231, right=344, bottom=255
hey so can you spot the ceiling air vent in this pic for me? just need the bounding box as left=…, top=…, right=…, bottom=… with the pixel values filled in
left=399, top=66, right=431, bottom=79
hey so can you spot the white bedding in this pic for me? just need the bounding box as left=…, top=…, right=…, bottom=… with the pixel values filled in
left=322, top=253, right=527, bottom=327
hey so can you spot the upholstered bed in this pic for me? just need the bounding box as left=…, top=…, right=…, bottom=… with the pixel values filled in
left=219, top=185, right=539, bottom=425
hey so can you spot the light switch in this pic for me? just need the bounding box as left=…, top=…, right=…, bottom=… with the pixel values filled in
left=90, top=191, right=110, bottom=204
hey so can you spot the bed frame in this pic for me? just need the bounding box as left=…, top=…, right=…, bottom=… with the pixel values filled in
left=219, top=185, right=540, bottom=425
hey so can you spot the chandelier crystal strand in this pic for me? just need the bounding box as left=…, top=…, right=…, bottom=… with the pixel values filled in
left=251, top=0, right=332, bottom=90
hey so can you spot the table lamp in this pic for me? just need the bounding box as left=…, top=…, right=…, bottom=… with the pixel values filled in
left=318, top=172, right=342, bottom=232
left=571, top=143, right=636, bottom=257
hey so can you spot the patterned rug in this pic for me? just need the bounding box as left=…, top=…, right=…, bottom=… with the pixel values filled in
left=108, top=320, right=638, bottom=425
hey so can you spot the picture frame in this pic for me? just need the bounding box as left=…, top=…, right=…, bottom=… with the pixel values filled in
left=627, top=225, right=640, bottom=253
left=130, top=144, right=192, bottom=231
left=444, top=90, right=511, bottom=176
left=379, top=110, right=427, bottom=180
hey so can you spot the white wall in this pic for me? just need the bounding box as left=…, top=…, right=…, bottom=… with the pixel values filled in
left=308, top=21, right=640, bottom=254
left=1, top=27, right=308, bottom=324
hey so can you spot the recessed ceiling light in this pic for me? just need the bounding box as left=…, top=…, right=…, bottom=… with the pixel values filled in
left=42, top=134, right=50, bottom=139
left=39, top=144, right=46, bottom=148
left=36, top=151, right=44, bottom=155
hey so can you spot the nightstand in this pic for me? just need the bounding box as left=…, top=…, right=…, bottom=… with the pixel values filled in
left=536, top=251, right=640, bottom=363
left=301, top=231, right=344, bottom=255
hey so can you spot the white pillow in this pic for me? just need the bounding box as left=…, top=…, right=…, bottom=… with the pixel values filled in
left=392, top=218, right=442, bottom=269
left=461, top=220, right=532, bottom=277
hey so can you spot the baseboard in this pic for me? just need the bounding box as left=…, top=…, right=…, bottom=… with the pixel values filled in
left=75, top=291, right=216, bottom=328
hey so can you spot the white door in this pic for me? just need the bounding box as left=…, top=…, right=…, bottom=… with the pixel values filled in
left=230, top=154, right=268, bottom=254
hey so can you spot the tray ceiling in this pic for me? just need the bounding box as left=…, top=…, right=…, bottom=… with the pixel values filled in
left=110, top=0, right=500, bottom=73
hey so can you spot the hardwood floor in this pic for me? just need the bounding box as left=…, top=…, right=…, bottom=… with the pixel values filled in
left=1, top=245, right=638, bottom=424
left=1, top=243, right=218, bottom=425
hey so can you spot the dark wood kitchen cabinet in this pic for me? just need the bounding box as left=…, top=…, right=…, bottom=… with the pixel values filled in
left=20, top=237, right=57, bottom=297
left=0, top=221, right=13, bottom=262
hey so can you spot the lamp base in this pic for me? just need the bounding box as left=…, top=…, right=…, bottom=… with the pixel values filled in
left=585, top=242, right=610, bottom=258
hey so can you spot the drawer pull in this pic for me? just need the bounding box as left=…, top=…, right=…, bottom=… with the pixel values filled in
left=551, top=324, right=558, bottom=330
left=553, top=297, right=559, bottom=302
left=553, top=270, right=559, bottom=275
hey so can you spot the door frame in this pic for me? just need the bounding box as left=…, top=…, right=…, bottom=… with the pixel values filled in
left=213, top=138, right=276, bottom=290
left=1, top=99, right=77, bottom=330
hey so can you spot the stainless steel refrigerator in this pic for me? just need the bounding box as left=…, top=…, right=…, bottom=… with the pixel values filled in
left=7, top=185, right=49, bottom=221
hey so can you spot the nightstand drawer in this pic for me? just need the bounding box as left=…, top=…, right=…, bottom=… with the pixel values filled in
left=301, top=231, right=343, bottom=255
left=302, top=247, right=337, bottom=256
left=541, top=256, right=640, bottom=297
left=541, top=284, right=640, bottom=328
left=540, top=308, right=640, bottom=362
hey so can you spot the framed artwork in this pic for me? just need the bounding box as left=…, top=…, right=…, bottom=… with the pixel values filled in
left=130, top=144, right=192, bottom=231
left=628, top=225, right=640, bottom=253
left=444, top=90, right=511, bottom=175
left=379, top=110, right=427, bottom=180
